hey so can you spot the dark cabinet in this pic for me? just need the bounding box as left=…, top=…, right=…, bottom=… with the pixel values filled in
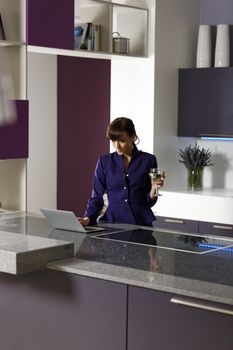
left=0, top=270, right=127, bottom=350
left=155, top=216, right=233, bottom=238
left=155, top=216, right=198, bottom=233
left=201, top=0, right=233, bottom=25
left=0, top=100, right=28, bottom=159
left=178, top=67, right=233, bottom=137
left=0, top=266, right=232, bottom=350
left=27, top=0, right=74, bottom=50
left=128, top=286, right=233, bottom=350
left=199, top=220, right=233, bottom=237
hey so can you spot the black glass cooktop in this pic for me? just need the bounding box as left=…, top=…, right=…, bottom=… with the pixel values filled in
left=94, top=228, right=233, bottom=254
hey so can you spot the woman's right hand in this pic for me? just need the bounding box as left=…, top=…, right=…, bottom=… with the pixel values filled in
left=78, top=216, right=90, bottom=226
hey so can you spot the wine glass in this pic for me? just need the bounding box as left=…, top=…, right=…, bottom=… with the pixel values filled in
left=149, top=168, right=165, bottom=196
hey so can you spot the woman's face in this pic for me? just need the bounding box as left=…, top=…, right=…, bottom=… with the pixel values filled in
left=112, top=131, right=135, bottom=156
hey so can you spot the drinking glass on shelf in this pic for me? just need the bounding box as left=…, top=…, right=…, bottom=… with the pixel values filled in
left=149, top=168, right=166, bottom=196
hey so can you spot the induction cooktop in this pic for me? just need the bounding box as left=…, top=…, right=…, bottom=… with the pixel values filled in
left=94, top=228, right=233, bottom=254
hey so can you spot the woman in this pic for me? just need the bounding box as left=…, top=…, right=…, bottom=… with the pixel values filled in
left=79, top=117, right=164, bottom=226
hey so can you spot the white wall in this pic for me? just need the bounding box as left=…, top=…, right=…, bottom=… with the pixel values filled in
left=198, top=140, right=233, bottom=189
left=27, top=53, right=57, bottom=213
left=111, top=0, right=155, bottom=153
left=153, top=0, right=233, bottom=191
left=153, top=0, right=201, bottom=188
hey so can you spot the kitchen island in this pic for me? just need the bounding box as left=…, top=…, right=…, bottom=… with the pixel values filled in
left=0, top=212, right=232, bottom=350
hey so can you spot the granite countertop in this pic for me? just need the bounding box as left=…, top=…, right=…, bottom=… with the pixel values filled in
left=0, top=212, right=233, bottom=306
left=0, top=212, right=74, bottom=274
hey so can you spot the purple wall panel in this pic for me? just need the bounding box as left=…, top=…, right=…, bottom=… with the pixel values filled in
left=0, top=100, right=28, bottom=159
left=27, top=0, right=74, bottom=50
left=57, top=56, right=110, bottom=215
left=201, top=0, right=233, bottom=24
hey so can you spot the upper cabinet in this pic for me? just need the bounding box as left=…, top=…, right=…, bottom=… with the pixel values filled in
left=178, top=0, right=233, bottom=138
left=27, top=0, right=74, bottom=50
left=27, top=0, right=148, bottom=57
left=200, top=0, right=233, bottom=24
left=178, top=67, right=233, bottom=137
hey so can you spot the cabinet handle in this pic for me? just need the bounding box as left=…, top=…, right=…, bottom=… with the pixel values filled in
left=165, top=219, right=184, bottom=224
left=213, top=225, right=233, bottom=231
left=170, top=297, right=233, bottom=316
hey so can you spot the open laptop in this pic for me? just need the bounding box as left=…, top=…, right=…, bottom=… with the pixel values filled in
left=40, top=208, right=106, bottom=233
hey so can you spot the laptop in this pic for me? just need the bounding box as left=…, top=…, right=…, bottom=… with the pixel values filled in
left=40, top=208, right=106, bottom=233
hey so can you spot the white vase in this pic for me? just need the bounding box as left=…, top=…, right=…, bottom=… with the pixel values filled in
left=214, top=24, right=230, bottom=67
left=196, top=25, right=212, bottom=68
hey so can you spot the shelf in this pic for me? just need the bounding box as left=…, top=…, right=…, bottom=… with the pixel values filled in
left=112, top=4, right=148, bottom=56
left=0, top=40, right=25, bottom=47
left=27, top=45, right=147, bottom=59
left=74, top=0, right=148, bottom=57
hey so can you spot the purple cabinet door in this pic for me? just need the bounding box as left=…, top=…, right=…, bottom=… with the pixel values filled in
left=57, top=56, right=110, bottom=215
left=0, top=100, right=28, bottom=159
left=0, top=270, right=127, bottom=350
left=199, top=221, right=233, bottom=238
left=27, top=0, right=74, bottom=50
left=128, top=286, right=233, bottom=350
left=201, top=0, right=233, bottom=24
left=178, top=68, right=233, bottom=137
left=155, top=216, right=198, bottom=233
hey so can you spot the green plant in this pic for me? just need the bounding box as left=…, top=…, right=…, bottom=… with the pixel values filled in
left=178, top=143, right=213, bottom=170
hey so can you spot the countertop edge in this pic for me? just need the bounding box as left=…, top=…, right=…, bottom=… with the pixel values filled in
left=47, top=258, right=233, bottom=307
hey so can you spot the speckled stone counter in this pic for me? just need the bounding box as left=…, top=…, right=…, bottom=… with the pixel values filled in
left=0, top=213, right=73, bottom=274
left=0, top=212, right=233, bottom=306
left=48, top=226, right=233, bottom=306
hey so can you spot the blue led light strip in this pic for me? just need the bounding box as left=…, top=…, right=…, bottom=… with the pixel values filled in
left=201, top=137, right=233, bottom=141
left=199, top=243, right=233, bottom=253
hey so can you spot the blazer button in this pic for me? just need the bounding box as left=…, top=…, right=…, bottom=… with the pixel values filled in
left=124, top=187, right=127, bottom=190
left=125, top=199, right=128, bottom=202
left=125, top=174, right=129, bottom=177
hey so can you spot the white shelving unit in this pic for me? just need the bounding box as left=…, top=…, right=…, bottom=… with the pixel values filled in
left=112, top=4, right=148, bottom=56
left=0, top=0, right=26, bottom=212
left=74, top=0, right=148, bottom=57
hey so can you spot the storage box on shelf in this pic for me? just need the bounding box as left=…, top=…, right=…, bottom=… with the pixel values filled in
left=27, top=0, right=148, bottom=57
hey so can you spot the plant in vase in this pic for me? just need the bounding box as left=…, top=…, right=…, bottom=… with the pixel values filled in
left=178, top=143, right=213, bottom=190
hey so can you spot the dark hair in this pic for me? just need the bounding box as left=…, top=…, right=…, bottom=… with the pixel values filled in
left=106, top=117, right=139, bottom=144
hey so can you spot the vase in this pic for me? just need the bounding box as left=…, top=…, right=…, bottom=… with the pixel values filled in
left=214, top=24, right=230, bottom=67
left=187, top=168, right=203, bottom=190
left=196, top=25, right=212, bottom=68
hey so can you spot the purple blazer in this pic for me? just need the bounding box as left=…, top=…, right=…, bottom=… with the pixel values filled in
left=84, top=146, right=158, bottom=226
